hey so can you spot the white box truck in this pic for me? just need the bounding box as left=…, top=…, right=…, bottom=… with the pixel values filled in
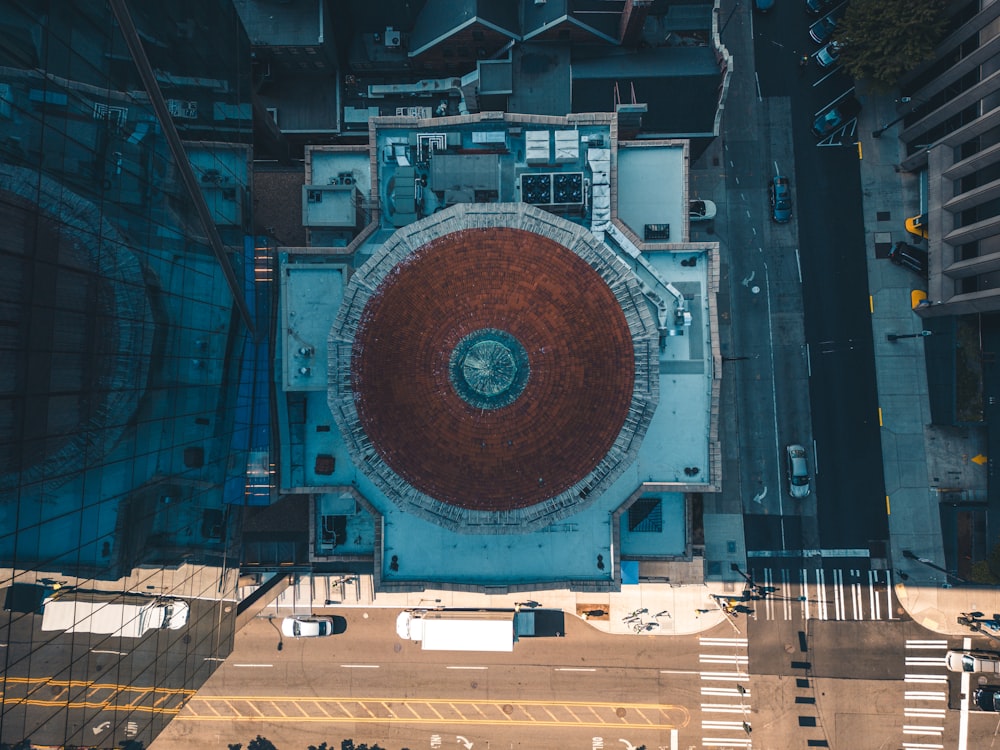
left=41, top=594, right=189, bottom=638
left=395, top=609, right=564, bottom=652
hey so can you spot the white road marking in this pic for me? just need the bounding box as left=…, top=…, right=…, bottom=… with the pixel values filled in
left=701, top=687, right=751, bottom=697
left=699, top=637, right=748, bottom=646
left=905, top=657, right=946, bottom=666
left=903, top=725, right=944, bottom=735
left=702, top=739, right=752, bottom=748
left=699, top=654, right=749, bottom=664
left=702, top=720, right=745, bottom=730
left=959, top=636, right=971, bottom=750
left=701, top=704, right=747, bottom=714
left=905, top=674, right=948, bottom=684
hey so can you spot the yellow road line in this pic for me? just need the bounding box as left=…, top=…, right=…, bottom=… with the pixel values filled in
left=176, top=714, right=687, bottom=729
left=176, top=697, right=690, bottom=730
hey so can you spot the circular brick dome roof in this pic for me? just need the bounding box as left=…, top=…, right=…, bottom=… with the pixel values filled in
left=330, top=204, right=658, bottom=532
left=352, top=226, right=634, bottom=510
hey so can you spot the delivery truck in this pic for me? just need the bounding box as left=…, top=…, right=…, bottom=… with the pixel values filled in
left=395, top=608, right=564, bottom=652
left=41, top=594, right=189, bottom=638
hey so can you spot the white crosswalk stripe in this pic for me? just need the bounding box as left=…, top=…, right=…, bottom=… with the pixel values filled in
left=698, top=637, right=752, bottom=749
left=747, top=567, right=895, bottom=620
left=901, top=639, right=949, bottom=749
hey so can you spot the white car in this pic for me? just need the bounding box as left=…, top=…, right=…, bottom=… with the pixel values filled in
left=689, top=199, right=717, bottom=222
left=786, top=444, right=811, bottom=499
left=945, top=650, right=1000, bottom=673
left=816, top=41, right=842, bottom=68
left=281, top=615, right=335, bottom=638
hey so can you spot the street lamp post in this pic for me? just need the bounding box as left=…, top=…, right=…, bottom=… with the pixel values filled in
left=887, top=330, right=932, bottom=342
left=901, top=549, right=968, bottom=584
left=267, top=614, right=284, bottom=651
left=873, top=99, right=927, bottom=139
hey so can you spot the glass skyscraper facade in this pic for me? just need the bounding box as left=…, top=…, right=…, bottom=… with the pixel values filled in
left=0, top=1, right=260, bottom=745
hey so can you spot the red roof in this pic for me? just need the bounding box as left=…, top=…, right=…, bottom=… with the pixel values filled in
left=351, top=227, right=635, bottom=511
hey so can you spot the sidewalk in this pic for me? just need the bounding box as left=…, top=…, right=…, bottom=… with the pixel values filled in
left=249, top=572, right=754, bottom=636
left=858, top=83, right=995, bottom=638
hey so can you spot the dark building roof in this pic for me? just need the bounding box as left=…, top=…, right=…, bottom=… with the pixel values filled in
left=571, top=46, right=720, bottom=135
left=233, top=0, right=327, bottom=46
left=507, top=43, right=572, bottom=117
left=409, top=0, right=520, bottom=56
left=521, top=0, right=622, bottom=43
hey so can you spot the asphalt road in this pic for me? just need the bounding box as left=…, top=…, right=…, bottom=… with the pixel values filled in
left=751, top=1, right=889, bottom=553
left=0, top=595, right=235, bottom=747
left=153, top=610, right=756, bottom=750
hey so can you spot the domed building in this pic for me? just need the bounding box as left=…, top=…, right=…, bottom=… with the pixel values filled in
left=329, top=203, right=659, bottom=533
left=280, top=112, right=720, bottom=591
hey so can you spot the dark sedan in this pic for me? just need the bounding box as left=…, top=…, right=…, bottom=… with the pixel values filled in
left=975, top=685, right=1000, bottom=711
left=812, top=96, right=861, bottom=137
left=809, top=10, right=840, bottom=43
left=769, top=176, right=792, bottom=223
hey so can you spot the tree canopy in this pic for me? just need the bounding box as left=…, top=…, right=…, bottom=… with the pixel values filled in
left=836, top=0, right=949, bottom=89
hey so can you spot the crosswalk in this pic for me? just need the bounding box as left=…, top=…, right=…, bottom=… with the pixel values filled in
left=749, top=567, right=895, bottom=621
left=902, top=639, right=949, bottom=749
left=697, top=636, right=753, bottom=748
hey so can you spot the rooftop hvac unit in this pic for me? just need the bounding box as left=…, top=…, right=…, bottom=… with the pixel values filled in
left=339, top=172, right=354, bottom=185
left=385, top=27, right=401, bottom=47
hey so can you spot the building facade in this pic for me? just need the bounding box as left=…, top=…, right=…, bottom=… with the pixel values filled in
left=898, top=1, right=1000, bottom=316
left=0, top=1, right=261, bottom=746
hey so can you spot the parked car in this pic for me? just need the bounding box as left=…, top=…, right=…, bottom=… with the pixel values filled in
left=812, top=96, right=861, bottom=137
left=945, top=650, right=1000, bottom=673
left=769, top=176, right=792, bottom=223
left=816, top=40, right=842, bottom=68
left=906, top=213, right=928, bottom=239
left=754, top=0, right=775, bottom=11
left=809, top=10, right=840, bottom=44
left=975, top=685, right=1000, bottom=711
left=889, top=241, right=928, bottom=277
left=786, top=444, right=811, bottom=499
left=689, top=199, right=717, bottom=222
left=805, top=0, right=833, bottom=15
left=281, top=615, right=335, bottom=638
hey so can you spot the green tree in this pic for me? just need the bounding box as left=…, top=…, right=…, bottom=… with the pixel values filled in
left=836, top=0, right=948, bottom=90
left=969, top=541, right=1000, bottom=584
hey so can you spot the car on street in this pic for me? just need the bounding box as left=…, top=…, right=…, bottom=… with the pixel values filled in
left=906, top=213, right=928, bottom=239
left=809, top=10, right=841, bottom=44
left=786, top=444, right=811, bottom=498
left=805, top=0, right=833, bottom=15
left=281, top=615, right=335, bottom=638
left=889, top=241, right=928, bottom=277
left=812, top=96, right=861, bottom=137
left=753, top=0, right=775, bottom=11
left=769, top=176, right=792, bottom=223
left=816, top=40, right=842, bottom=67
left=689, top=199, right=717, bottom=222
left=945, top=650, right=1000, bottom=673
left=975, top=685, right=1000, bottom=711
